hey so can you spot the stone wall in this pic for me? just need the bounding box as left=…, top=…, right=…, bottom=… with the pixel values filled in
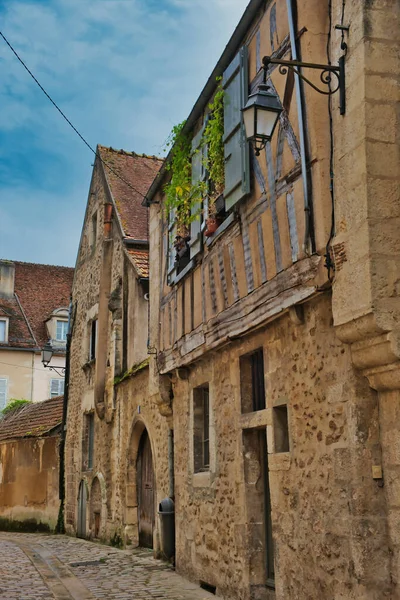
left=0, top=436, right=60, bottom=531
left=171, top=293, right=391, bottom=599
left=65, top=157, right=169, bottom=547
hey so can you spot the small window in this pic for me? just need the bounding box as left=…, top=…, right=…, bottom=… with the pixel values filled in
left=50, top=378, right=64, bottom=398
left=56, top=320, right=68, bottom=341
left=0, top=319, right=8, bottom=343
left=90, top=212, right=97, bottom=250
left=0, top=378, right=7, bottom=409
left=193, top=385, right=210, bottom=473
left=82, top=413, right=95, bottom=471
left=273, top=404, right=290, bottom=453
left=89, top=319, right=97, bottom=360
left=240, top=348, right=266, bottom=413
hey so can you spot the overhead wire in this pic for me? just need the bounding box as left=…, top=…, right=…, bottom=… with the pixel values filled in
left=0, top=30, right=153, bottom=202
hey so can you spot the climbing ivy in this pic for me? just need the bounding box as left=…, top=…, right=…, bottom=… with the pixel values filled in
left=163, top=121, right=205, bottom=231
left=164, top=78, right=225, bottom=229
left=203, top=79, right=225, bottom=212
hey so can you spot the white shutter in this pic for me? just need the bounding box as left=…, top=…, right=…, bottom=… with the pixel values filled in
left=223, top=46, right=250, bottom=211
left=0, top=378, right=7, bottom=409
left=50, top=379, right=62, bottom=398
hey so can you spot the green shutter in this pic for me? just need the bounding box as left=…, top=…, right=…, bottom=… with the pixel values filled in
left=223, top=46, right=250, bottom=212
left=190, top=124, right=206, bottom=259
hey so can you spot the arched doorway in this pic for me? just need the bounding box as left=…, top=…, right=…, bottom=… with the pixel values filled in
left=77, top=480, right=88, bottom=538
left=136, top=429, right=155, bottom=548
left=90, top=477, right=102, bottom=538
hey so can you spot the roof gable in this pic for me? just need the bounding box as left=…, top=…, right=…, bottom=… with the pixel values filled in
left=98, top=146, right=163, bottom=241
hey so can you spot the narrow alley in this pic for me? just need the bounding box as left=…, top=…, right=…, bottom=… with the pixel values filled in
left=0, top=533, right=219, bottom=600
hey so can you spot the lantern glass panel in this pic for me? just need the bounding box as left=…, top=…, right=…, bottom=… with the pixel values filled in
left=257, top=107, right=280, bottom=139
left=243, top=106, right=256, bottom=140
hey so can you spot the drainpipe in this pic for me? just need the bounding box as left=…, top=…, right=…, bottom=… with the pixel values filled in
left=168, top=429, right=175, bottom=498
left=286, top=0, right=314, bottom=253
left=55, top=297, right=74, bottom=534
left=94, top=203, right=113, bottom=420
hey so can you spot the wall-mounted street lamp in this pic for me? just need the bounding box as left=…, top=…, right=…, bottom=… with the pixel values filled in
left=242, top=53, right=345, bottom=153
left=41, top=342, right=66, bottom=377
left=242, top=83, right=282, bottom=156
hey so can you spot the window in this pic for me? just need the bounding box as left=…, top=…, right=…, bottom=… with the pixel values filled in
left=240, top=348, right=266, bottom=413
left=167, top=46, right=250, bottom=285
left=89, top=319, right=97, bottom=360
left=0, top=319, right=8, bottom=343
left=82, top=413, right=95, bottom=471
left=273, top=404, right=290, bottom=453
left=193, top=385, right=210, bottom=473
left=50, top=378, right=64, bottom=397
left=56, top=319, right=68, bottom=341
left=90, top=212, right=97, bottom=250
left=0, top=378, right=7, bottom=409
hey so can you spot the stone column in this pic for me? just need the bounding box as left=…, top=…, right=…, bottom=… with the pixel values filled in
left=332, top=0, right=400, bottom=594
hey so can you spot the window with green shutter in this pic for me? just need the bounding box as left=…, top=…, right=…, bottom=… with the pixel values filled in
left=223, top=46, right=250, bottom=212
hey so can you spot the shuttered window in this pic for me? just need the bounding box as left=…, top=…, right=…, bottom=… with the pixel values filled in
left=50, top=378, right=64, bottom=398
left=223, top=46, right=250, bottom=211
left=56, top=320, right=68, bottom=341
left=0, top=378, right=7, bottom=409
left=0, top=320, right=7, bottom=343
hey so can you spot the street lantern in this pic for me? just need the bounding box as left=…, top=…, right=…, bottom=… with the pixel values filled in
left=41, top=342, right=53, bottom=367
left=242, top=84, right=282, bottom=156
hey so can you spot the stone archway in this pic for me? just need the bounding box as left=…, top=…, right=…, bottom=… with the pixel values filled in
left=125, top=418, right=157, bottom=548
left=89, top=472, right=107, bottom=540
left=77, top=478, right=89, bottom=538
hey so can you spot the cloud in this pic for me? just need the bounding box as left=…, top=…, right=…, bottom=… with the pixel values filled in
left=0, top=0, right=249, bottom=266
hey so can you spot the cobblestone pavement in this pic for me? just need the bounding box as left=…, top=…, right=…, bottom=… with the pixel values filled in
left=0, top=533, right=220, bottom=600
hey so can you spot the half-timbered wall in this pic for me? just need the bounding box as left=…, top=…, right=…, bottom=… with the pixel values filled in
left=156, top=0, right=332, bottom=372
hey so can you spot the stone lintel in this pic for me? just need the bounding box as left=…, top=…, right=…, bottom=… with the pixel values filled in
left=240, top=409, right=271, bottom=430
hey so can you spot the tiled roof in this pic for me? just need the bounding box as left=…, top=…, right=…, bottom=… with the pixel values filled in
left=98, top=145, right=162, bottom=241
left=0, top=396, right=63, bottom=442
left=12, top=261, right=73, bottom=348
left=0, top=296, right=36, bottom=349
left=126, top=249, right=149, bottom=278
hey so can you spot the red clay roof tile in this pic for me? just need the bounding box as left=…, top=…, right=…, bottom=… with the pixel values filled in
left=126, top=249, right=149, bottom=278
left=98, top=145, right=162, bottom=241
left=13, top=261, right=74, bottom=348
left=0, top=396, right=63, bottom=441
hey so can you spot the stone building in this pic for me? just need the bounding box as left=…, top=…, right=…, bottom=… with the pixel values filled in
left=0, top=259, right=73, bottom=406
left=64, top=146, right=171, bottom=549
left=145, top=0, right=400, bottom=599
left=0, top=395, right=63, bottom=531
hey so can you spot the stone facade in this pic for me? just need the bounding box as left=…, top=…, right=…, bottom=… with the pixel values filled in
left=146, top=0, right=400, bottom=599
left=64, top=147, right=169, bottom=549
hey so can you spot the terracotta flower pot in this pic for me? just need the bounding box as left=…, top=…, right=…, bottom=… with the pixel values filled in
left=205, top=217, right=220, bottom=237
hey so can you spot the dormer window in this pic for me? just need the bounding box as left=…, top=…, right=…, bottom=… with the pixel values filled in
left=0, top=318, right=9, bottom=343
left=56, top=320, right=68, bottom=342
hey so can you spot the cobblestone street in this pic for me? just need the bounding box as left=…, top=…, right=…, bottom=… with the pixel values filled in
left=0, top=533, right=220, bottom=600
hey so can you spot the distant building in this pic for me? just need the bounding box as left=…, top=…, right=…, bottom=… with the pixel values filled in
left=0, top=260, right=74, bottom=407
left=0, top=395, right=63, bottom=531
left=64, top=146, right=169, bottom=545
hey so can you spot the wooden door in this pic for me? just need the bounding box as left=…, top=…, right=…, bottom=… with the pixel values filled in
left=137, top=429, right=155, bottom=548
left=77, top=480, right=87, bottom=538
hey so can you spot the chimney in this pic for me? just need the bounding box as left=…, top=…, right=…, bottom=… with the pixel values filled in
left=0, top=261, right=15, bottom=298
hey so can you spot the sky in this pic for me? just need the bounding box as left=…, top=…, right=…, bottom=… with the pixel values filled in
left=0, top=0, right=249, bottom=267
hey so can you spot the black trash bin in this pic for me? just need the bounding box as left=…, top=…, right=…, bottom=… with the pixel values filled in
left=158, top=497, right=175, bottom=560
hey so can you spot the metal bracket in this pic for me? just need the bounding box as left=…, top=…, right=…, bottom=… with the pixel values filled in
left=262, top=55, right=346, bottom=115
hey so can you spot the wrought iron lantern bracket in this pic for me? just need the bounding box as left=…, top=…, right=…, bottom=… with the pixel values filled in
left=45, top=365, right=66, bottom=377
left=262, top=55, right=346, bottom=115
